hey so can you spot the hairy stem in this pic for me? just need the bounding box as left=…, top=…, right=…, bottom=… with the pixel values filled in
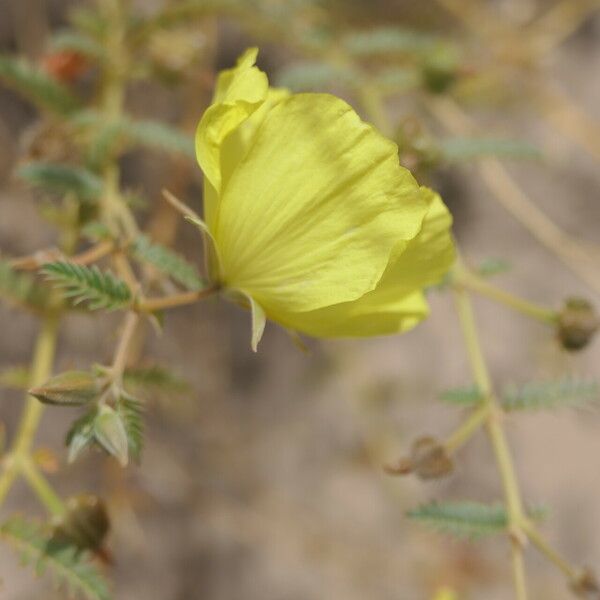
left=444, top=403, right=489, bottom=453
left=453, top=285, right=529, bottom=600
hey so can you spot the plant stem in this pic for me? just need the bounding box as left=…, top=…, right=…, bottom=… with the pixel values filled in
left=455, top=267, right=558, bottom=325
left=444, top=403, right=489, bottom=453
left=453, top=285, right=529, bottom=600
left=137, top=285, right=219, bottom=312
left=0, top=313, right=60, bottom=509
left=111, top=311, right=139, bottom=381
left=428, top=96, right=600, bottom=298
left=20, top=457, right=64, bottom=517
left=522, top=520, right=578, bottom=581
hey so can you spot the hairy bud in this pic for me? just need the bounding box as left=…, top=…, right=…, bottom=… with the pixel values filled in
left=558, top=298, right=599, bottom=351
left=29, top=371, right=100, bottom=406
left=52, top=494, right=110, bottom=553
left=570, top=567, right=600, bottom=599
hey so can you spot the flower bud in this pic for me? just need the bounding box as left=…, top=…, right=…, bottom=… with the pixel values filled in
left=385, top=436, right=454, bottom=480
left=558, top=298, right=599, bottom=351
left=29, top=371, right=100, bottom=406
left=569, top=567, right=600, bottom=599
left=52, top=494, right=109, bottom=553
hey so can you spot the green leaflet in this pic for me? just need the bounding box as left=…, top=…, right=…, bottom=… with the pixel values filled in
left=17, top=162, right=103, bottom=203
left=42, top=262, right=131, bottom=311
left=0, top=55, right=79, bottom=115
left=0, top=516, right=111, bottom=600
left=131, top=235, right=203, bottom=291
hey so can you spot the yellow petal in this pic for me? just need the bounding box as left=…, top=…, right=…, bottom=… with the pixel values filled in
left=213, top=93, right=428, bottom=314
left=261, top=189, right=454, bottom=338
left=274, top=290, right=429, bottom=337
left=196, top=48, right=268, bottom=227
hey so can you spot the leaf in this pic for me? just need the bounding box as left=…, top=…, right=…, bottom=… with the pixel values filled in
left=81, top=221, right=113, bottom=242
left=42, top=262, right=131, bottom=311
left=72, top=111, right=194, bottom=163
left=0, top=366, right=30, bottom=390
left=93, top=405, right=129, bottom=467
left=131, top=235, right=203, bottom=291
left=501, top=377, right=599, bottom=411
left=342, top=27, right=439, bottom=57
left=276, top=62, right=359, bottom=92
left=0, top=260, right=48, bottom=312
left=123, top=365, right=190, bottom=395
left=477, top=257, right=512, bottom=278
left=439, top=385, right=484, bottom=407
left=66, top=409, right=97, bottom=463
left=0, top=55, right=79, bottom=115
left=0, top=516, right=111, bottom=600
left=407, top=501, right=544, bottom=539
left=439, top=138, right=542, bottom=162
left=17, top=162, right=103, bottom=202
left=29, top=371, right=100, bottom=406
left=116, top=393, right=144, bottom=463
left=50, top=31, right=106, bottom=62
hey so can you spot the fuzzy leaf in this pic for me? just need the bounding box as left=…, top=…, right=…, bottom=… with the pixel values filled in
left=0, top=261, right=48, bottom=312
left=501, top=377, right=599, bottom=411
left=439, top=385, right=484, bottom=407
left=408, top=501, right=544, bottom=539
left=343, top=27, right=439, bottom=56
left=0, top=55, right=79, bottom=115
left=276, top=62, right=359, bottom=92
left=50, top=31, right=106, bottom=62
left=439, top=138, right=542, bottom=162
left=131, top=235, right=203, bottom=291
left=72, top=111, right=194, bottom=162
left=116, top=393, right=144, bottom=463
left=477, top=257, right=512, bottom=278
left=42, top=262, right=131, bottom=311
left=0, top=516, right=111, bottom=600
left=17, top=162, right=103, bottom=202
left=123, top=365, right=191, bottom=396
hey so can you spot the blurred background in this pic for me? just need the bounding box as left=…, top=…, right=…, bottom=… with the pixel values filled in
left=0, top=0, right=599, bottom=598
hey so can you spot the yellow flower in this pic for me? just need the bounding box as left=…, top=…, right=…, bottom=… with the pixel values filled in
left=432, top=586, right=458, bottom=600
left=194, top=48, right=455, bottom=350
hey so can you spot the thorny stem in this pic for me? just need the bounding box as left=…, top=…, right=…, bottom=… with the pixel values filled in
left=453, top=285, right=529, bottom=600
left=0, top=314, right=62, bottom=512
left=454, top=267, right=559, bottom=325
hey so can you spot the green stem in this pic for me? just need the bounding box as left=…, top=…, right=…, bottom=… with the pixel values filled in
left=444, top=403, right=489, bottom=453
left=453, top=285, right=529, bottom=600
left=455, top=267, right=558, bottom=325
left=0, top=314, right=60, bottom=509
left=20, top=458, right=64, bottom=517
left=522, top=520, right=578, bottom=581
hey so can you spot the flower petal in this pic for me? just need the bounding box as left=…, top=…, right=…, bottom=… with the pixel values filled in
left=273, top=290, right=429, bottom=337
left=262, top=189, right=454, bottom=338
left=214, top=93, right=428, bottom=313
left=196, top=48, right=268, bottom=227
